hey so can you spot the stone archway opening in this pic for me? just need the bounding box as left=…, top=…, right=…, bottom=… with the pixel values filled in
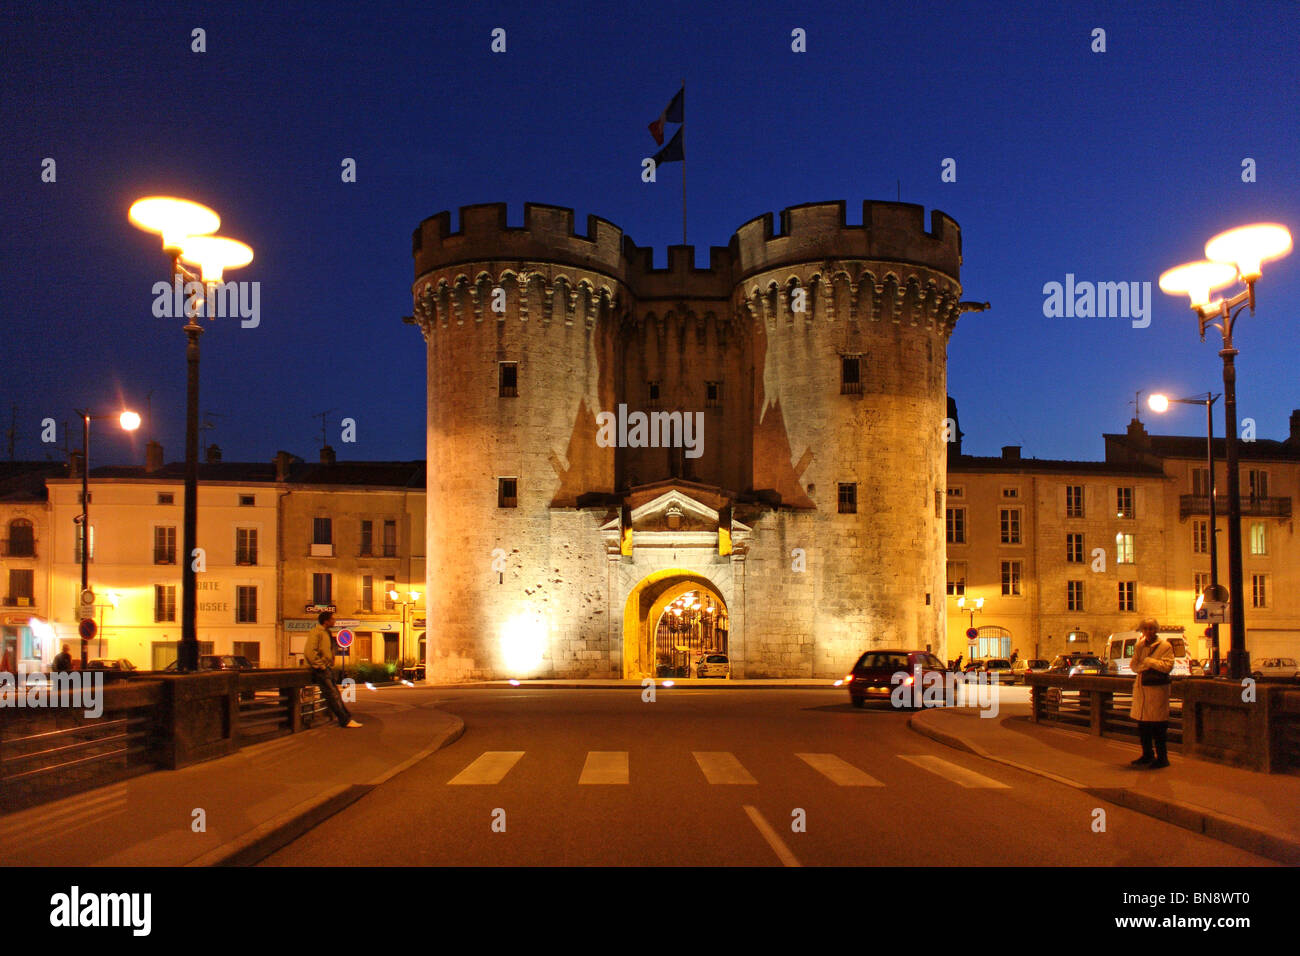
left=622, top=570, right=728, bottom=680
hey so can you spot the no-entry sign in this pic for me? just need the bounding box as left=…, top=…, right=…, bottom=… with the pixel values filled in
left=966, top=627, right=979, bottom=640
left=336, top=628, right=354, bottom=648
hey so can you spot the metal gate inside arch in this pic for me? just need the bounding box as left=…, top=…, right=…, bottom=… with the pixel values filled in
left=653, top=589, right=729, bottom=677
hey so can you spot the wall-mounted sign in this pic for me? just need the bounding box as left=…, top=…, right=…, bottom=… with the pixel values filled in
left=285, top=620, right=316, bottom=632
left=305, top=604, right=337, bottom=613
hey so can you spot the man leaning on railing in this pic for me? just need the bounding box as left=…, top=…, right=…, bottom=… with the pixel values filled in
left=302, top=611, right=362, bottom=729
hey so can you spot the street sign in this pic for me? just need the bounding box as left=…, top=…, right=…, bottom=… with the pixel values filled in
left=78, top=618, right=97, bottom=640
left=965, top=627, right=979, bottom=640
left=1194, top=601, right=1227, bottom=624
left=336, top=628, right=354, bottom=649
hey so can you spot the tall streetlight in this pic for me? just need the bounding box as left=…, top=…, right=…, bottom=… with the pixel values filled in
left=75, top=409, right=141, bottom=668
left=1148, top=391, right=1223, bottom=674
left=1159, top=222, right=1292, bottom=680
left=128, top=197, right=253, bottom=672
left=956, top=594, right=984, bottom=659
left=388, top=589, right=421, bottom=670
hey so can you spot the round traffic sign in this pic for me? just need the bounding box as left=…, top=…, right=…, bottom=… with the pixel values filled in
left=80, top=588, right=95, bottom=606
left=336, top=628, right=354, bottom=648
left=966, top=627, right=979, bottom=640
left=78, top=618, right=98, bottom=640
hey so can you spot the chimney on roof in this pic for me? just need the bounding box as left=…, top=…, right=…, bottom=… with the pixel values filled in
left=320, top=445, right=336, bottom=465
left=1126, top=417, right=1150, bottom=447
left=1290, top=409, right=1300, bottom=446
left=69, top=449, right=84, bottom=480
left=145, top=440, right=164, bottom=473
left=205, top=444, right=222, bottom=463
left=1001, top=445, right=1021, bottom=461
left=273, top=450, right=294, bottom=482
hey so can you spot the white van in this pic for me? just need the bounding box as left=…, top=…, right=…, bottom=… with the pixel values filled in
left=1105, top=630, right=1192, bottom=677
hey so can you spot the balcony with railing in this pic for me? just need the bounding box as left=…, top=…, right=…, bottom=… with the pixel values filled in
left=1180, top=494, right=1292, bottom=519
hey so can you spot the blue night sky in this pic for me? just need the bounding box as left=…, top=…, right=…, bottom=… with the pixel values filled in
left=3, top=0, right=1298, bottom=467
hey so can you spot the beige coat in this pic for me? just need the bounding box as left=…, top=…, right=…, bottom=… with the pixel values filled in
left=1129, top=636, right=1174, bottom=722
left=302, top=624, right=335, bottom=671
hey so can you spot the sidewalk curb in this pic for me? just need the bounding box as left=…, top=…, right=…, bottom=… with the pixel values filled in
left=908, top=711, right=1300, bottom=865
left=186, top=712, right=466, bottom=867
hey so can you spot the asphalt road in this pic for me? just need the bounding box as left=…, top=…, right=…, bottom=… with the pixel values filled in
left=261, top=688, right=1273, bottom=866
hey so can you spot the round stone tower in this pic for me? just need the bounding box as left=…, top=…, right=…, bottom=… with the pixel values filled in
left=410, top=200, right=968, bottom=680
left=732, top=201, right=965, bottom=672
left=410, top=204, right=628, bottom=680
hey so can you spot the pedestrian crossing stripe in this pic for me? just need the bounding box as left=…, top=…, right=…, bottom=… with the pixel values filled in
left=447, top=751, right=525, bottom=785
left=898, top=754, right=1010, bottom=788
left=795, top=752, right=884, bottom=786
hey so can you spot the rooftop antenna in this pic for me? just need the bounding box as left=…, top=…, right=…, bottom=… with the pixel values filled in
left=314, top=409, right=338, bottom=448
left=199, top=410, right=223, bottom=444
left=897, top=179, right=901, bottom=202
left=1129, top=390, right=1143, bottom=423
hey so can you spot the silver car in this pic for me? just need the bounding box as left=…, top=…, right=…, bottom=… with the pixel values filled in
left=1252, top=657, right=1299, bottom=680
left=695, top=653, right=730, bottom=678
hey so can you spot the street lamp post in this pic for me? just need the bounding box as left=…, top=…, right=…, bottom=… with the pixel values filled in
left=75, top=409, right=141, bottom=668
left=128, top=197, right=253, bottom=672
left=1148, top=391, right=1222, bottom=675
left=388, top=589, right=421, bottom=671
left=956, top=594, right=984, bottom=659
left=1159, top=223, right=1293, bottom=680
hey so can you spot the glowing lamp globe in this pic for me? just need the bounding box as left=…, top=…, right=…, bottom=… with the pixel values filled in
left=1205, top=223, right=1292, bottom=281
left=178, top=235, right=254, bottom=282
left=128, top=197, right=220, bottom=255
left=119, top=411, right=142, bottom=431
left=1158, top=260, right=1237, bottom=310
left=1147, top=394, right=1170, bottom=414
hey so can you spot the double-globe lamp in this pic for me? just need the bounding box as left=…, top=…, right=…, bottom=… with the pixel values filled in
left=1158, top=222, right=1292, bottom=680
left=127, top=197, right=254, bottom=672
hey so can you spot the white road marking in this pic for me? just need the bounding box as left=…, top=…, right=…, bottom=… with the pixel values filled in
left=795, top=753, right=884, bottom=786
left=0, top=784, right=128, bottom=844
left=743, top=805, right=802, bottom=867
left=579, top=751, right=629, bottom=785
left=899, top=754, right=1011, bottom=789
left=693, top=751, right=757, bottom=784
left=447, top=751, right=525, bottom=785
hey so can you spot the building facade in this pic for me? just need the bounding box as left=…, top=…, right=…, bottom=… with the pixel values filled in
left=944, top=413, right=1300, bottom=663
left=409, top=200, right=973, bottom=680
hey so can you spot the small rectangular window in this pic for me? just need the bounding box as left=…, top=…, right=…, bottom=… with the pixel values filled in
left=1001, top=560, right=1022, bottom=596
left=1116, top=532, right=1135, bottom=564
left=360, top=575, right=373, bottom=613
left=840, top=356, right=862, bottom=394
left=499, top=362, right=518, bottom=398
left=1250, top=522, right=1267, bottom=555
left=1066, top=533, right=1083, bottom=563
left=945, top=561, right=966, bottom=597
left=1251, top=573, right=1269, bottom=608
left=384, top=577, right=396, bottom=611
left=1002, top=487, right=1019, bottom=499
left=946, top=486, right=963, bottom=498
left=1118, top=580, right=1136, bottom=612
left=154, top=584, right=177, bottom=622
left=236, top=585, right=258, bottom=624
left=1248, top=469, right=1269, bottom=499
left=313, top=517, right=332, bottom=545
left=1192, top=520, right=1208, bottom=554
left=1065, top=485, right=1084, bottom=518
left=705, top=381, right=722, bottom=408
left=498, top=477, right=518, bottom=509
left=1116, top=487, right=1134, bottom=519
left=647, top=381, right=661, bottom=406
left=946, top=507, right=966, bottom=544
left=158, top=492, right=174, bottom=505
left=1066, top=580, right=1084, bottom=612
left=154, top=526, right=177, bottom=565
left=7, top=569, right=34, bottom=604
left=360, top=519, right=373, bottom=556
left=837, top=482, right=857, bottom=514
left=239, top=494, right=255, bottom=507
left=312, top=573, right=332, bottom=605
left=383, top=519, right=397, bottom=557
left=1000, top=508, right=1021, bottom=545
left=236, top=528, right=258, bottom=566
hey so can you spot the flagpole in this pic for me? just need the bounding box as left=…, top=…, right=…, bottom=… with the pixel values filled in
left=680, top=80, right=686, bottom=247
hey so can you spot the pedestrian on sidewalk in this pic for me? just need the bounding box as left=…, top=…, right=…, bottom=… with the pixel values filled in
left=53, top=643, right=73, bottom=673
left=303, top=611, right=362, bottom=729
left=1129, top=618, right=1173, bottom=768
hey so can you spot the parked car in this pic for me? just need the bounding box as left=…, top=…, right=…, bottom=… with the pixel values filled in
left=85, top=658, right=136, bottom=671
left=1105, top=630, right=1192, bottom=676
left=1047, top=654, right=1106, bottom=677
left=1252, top=657, right=1299, bottom=681
left=164, top=655, right=256, bottom=672
left=967, top=658, right=1015, bottom=683
left=1011, top=658, right=1050, bottom=683
left=695, top=653, right=730, bottom=679
left=846, top=649, right=947, bottom=709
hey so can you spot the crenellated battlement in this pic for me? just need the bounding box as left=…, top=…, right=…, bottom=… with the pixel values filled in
left=730, top=201, right=961, bottom=281
left=413, top=202, right=628, bottom=281
left=411, top=200, right=963, bottom=330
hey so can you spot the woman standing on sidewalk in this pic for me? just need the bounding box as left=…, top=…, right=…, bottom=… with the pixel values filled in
left=1129, top=618, right=1174, bottom=769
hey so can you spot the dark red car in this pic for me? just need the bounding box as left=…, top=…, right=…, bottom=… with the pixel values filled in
left=846, top=649, right=948, bottom=709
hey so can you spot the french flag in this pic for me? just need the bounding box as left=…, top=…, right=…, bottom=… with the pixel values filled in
left=647, top=86, right=684, bottom=145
